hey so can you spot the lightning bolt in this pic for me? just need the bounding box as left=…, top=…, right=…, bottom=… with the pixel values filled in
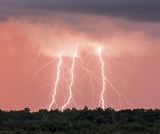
left=62, top=48, right=77, bottom=111
left=49, top=53, right=62, bottom=111
left=98, top=47, right=106, bottom=110
left=29, top=45, right=135, bottom=110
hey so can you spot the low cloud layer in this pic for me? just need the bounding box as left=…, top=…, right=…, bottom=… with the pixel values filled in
left=0, top=0, right=160, bottom=22
left=1, top=16, right=159, bottom=57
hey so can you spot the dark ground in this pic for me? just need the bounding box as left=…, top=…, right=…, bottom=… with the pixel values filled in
left=0, top=107, right=160, bottom=134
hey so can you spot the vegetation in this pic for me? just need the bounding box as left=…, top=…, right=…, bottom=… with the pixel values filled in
left=0, top=107, right=160, bottom=134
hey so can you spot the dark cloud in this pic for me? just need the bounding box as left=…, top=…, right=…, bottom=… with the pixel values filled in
left=0, top=0, right=160, bottom=22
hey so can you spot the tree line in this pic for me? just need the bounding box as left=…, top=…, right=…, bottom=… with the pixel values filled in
left=0, top=107, right=160, bottom=134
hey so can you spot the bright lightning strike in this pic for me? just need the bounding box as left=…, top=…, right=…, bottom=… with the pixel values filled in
left=62, top=48, right=78, bottom=111
left=49, top=53, right=62, bottom=111
left=29, top=45, right=135, bottom=110
left=98, top=47, right=106, bottom=110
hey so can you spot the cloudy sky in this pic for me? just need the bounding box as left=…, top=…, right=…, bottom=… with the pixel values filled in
left=0, top=0, right=160, bottom=111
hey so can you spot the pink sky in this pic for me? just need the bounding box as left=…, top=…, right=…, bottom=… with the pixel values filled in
left=0, top=14, right=160, bottom=111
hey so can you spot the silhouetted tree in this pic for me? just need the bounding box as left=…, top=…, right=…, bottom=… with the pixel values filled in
left=0, top=107, right=160, bottom=133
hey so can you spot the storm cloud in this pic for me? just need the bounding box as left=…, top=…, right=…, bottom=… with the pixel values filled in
left=0, top=0, right=160, bottom=22
left=0, top=0, right=160, bottom=58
